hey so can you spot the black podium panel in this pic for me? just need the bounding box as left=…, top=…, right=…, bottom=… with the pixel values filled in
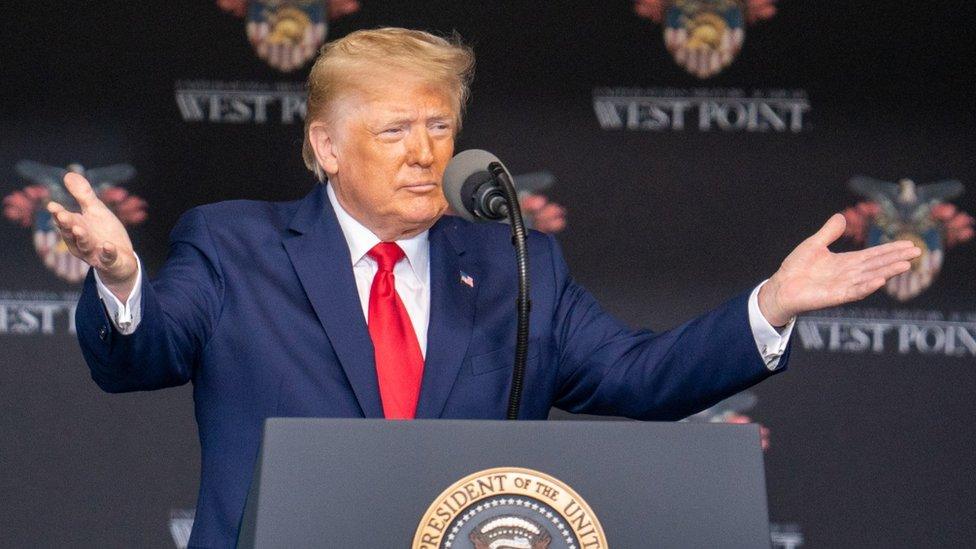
left=239, top=419, right=770, bottom=548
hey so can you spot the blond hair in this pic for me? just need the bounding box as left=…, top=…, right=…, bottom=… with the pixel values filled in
left=301, top=27, right=475, bottom=181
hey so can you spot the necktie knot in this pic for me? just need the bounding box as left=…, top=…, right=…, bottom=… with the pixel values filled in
left=368, top=242, right=405, bottom=272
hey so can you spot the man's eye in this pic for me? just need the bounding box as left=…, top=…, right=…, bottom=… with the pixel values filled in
left=383, top=127, right=403, bottom=135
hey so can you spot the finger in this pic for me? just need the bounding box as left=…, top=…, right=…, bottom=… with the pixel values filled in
left=856, top=245, right=921, bottom=272
left=48, top=202, right=73, bottom=232
left=63, top=172, right=100, bottom=213
left=537, top=206, right=567, bottom=232
left=99, top=242, right=118, bottom=267
left=520, top=194, right=546, bottom=212
left=70, top=223, right=94, bottom=254
left=51, top=208, right=82, bottom=232
left=848, top=239, right=915, bottom=261
left=847, top=276, right=886, bottom=301
left=540, top=203, right=565, bottom=216
left=535, top=218, right=566, bottom=234
left=862, top=260, right=912, bottom=283
left=53, top=218, right=80, bottom=258
left=57, top=225, right=76, bottom=247
left=48, top=202, right=87, bottom=237
left=725, top=414, right=750, bottom=424
left=760, top=426, right=770, bottom=451
left=540, top=212, right=566, bottom=229
left=808, top=213, right=847, bottom=247
left=46, top=200, right=66, bottom=216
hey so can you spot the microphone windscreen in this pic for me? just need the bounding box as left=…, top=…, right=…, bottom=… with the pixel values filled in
left=442, top=149, right=502, bottom=221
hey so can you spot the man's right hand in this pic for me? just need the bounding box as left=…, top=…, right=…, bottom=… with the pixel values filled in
left=47, top=173, right=138, bottom=302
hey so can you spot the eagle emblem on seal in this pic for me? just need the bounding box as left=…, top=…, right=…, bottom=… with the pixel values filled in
left=470, top=516, right=552, bottom=549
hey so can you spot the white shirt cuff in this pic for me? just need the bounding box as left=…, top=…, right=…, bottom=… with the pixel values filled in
left=93, top=255, right=143, bottom=336
left=747, top=280, right=795, bottom=370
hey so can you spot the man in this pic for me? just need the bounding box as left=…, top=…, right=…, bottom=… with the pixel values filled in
left=48, top=28, right=919, bottom=548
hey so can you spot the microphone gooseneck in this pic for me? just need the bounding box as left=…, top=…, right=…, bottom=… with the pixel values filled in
left=442, top=150, right=532, bottom=420
left=489, top=162, right=531, bottom=421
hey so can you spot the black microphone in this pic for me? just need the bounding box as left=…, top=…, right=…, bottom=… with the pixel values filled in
left=443, top=149, right=515, bottom=222
left=443, top=149, right=531, bottom=421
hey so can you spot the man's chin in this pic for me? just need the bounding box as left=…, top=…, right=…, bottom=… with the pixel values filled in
left=396, top=200, right=447, bottom=231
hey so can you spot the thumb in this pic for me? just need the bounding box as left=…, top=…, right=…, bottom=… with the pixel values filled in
left=63, top=172, right=100, bottom=213
left=808, top=213, right=846, bottom=247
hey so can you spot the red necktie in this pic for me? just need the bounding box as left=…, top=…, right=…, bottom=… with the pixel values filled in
left=367, top=242, right=424, bottom=419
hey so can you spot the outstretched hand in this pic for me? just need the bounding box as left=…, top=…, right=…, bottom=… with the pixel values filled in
left=758, top=214, right=921, bottom=327
left=46, top=173, right=138, bottom=301
left=520, top=193, right=567, bottom=234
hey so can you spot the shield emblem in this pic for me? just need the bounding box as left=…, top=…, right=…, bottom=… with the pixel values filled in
left=663, top=0, right=745, bottom=78
left=847, top=176, right=971, bottom=302
left=867, top=223, right=944, bottom=302
left=246, top=1, right=327, bottom=73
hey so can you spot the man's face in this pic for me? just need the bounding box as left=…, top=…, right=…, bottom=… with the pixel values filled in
left=317, top=72, right=455, bottom=240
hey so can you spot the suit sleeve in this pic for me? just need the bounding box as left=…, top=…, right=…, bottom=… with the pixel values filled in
left=75, top=207, right=224, bottom=393
left=547, top=235, right=789, bottom=420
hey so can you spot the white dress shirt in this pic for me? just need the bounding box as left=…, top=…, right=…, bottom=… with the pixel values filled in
left=326, top=184, right=431, bottom=358
left=95, top=184, right=794, bottom=369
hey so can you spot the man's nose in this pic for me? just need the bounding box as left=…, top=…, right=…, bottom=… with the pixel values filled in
left=407, top=129, right=435, bottom=167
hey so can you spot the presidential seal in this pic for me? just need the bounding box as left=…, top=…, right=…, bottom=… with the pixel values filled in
left=414, top=467, right=608, bottom=549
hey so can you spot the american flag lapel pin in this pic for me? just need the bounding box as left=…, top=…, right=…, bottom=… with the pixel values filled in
left=460, top=271, right=474, bottom=288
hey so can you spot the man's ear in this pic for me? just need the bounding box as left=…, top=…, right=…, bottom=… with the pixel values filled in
left=309, top=120, right=340, bottom=176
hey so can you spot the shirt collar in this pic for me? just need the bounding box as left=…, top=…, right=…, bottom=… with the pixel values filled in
left=326, top=183, right=429, bottom=281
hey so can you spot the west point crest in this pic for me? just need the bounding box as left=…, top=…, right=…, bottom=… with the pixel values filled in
left=215, top=0, right=361, bottom=72
left=842, top=177, right=974, bottom=301
left=2, top=161, right=147, bottom=283
left=634, top=0, right=778, bottom=78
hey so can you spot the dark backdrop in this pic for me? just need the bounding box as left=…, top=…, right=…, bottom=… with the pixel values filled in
left=2, top=1, right=974, bottom=547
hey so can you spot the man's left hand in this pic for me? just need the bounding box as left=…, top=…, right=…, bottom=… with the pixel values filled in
left=521, top=193, right=567, bottom=234
left=758, top=213, right=921, bottom=327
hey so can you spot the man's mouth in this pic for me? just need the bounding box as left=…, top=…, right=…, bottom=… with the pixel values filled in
left=401, top=182, right=438, bottom=193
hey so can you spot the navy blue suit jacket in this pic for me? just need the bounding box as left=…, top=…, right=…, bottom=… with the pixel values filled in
left=75, top=184, right=786, bottom=548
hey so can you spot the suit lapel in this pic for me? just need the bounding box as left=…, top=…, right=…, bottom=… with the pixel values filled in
left=415, top=218, right=478, bottom=418
left=282, top=185, right=384, bottom=418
